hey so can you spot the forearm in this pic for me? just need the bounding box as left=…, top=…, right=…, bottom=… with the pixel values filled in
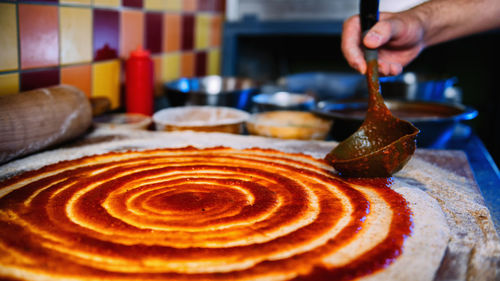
left=407, top=0, right=500, bottom=47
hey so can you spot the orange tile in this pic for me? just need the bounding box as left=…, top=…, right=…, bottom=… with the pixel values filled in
left=183, top=0, right=197, bottom=11
left=19, top=4, right=59, bottom=69
left=60, top=7, right=93, bottom=65
left=163, top=13, right=181, bottom=52
left=181, top=52, right=195, bottom=77
left=61, top=64, right=92, bottom=97
left=152, top=55, right=163, bottom=96
left=120, top=10, right=145, bottom=58
left=0, top=73, right=19, bottom=96
left=0, top=3, right=18, bottom=71
left=211, top=15, right=222, bottom=47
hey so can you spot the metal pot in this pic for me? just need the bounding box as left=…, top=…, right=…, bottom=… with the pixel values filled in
left=314, top=100, right=478, bottom=148
left=164, top=76, right=259, bottom=111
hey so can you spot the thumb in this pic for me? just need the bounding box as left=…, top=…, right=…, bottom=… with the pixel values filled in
left=363, top=19, right=402, bottom=49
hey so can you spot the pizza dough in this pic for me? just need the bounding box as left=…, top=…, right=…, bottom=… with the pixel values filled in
left=0, top=129, right=495, bottom=280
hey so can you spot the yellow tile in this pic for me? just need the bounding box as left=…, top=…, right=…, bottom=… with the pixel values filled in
left=207, top=49, right=220, bottom=75
left=93, top=0, right=120, bottom=7
left=0, top=4, right=19, bottom=71
left=60, top=7, right=92, bottom=65
left=60, top=0, right=92, bottom=5
left=0, top=73, right=19, bottom=96
left=165, top=0, right=182, bottom=11
left=162, top=53, right=180, bottom=82
left=195, top=14, right=211, bottom=50
left=92, top=60, right=121, bottom=109
left=144, top=0, right=165, bottom=10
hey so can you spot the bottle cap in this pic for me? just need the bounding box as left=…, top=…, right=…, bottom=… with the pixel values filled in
left=130, top=45, right=150, bottom=58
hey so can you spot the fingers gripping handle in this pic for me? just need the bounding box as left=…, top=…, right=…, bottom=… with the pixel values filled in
left=360, top=0, right=379, bottom=63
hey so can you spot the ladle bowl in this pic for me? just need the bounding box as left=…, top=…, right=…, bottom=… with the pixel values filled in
left=326, top=59, right=419, bottom=177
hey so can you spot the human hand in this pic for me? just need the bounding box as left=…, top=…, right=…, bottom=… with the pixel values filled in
left=341, top=12, right=426, bottom=76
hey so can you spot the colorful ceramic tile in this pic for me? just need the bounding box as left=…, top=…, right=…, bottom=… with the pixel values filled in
left=120, top=10, right=145, bottom=58
left=60, top=7, right=92, bottom=65
left=93, top=0, right=120, bottom=7
left=143, top=0, right=164, bottom=10
left=214, top=0, right=225, bottom=12
left=195, top=14, right=210, bottom=50
left=92, top=60, right=121, bottom=109
left=93, top=9, right=119, bottom=61
left=163, top=13, right=181, bottom=52
left=60, top=0, right=92, bottom=5
left=19, top=0, right=58, bottom=3
left=0, top=73, right=19, bottom=96
left=181, top=52, right=195, bottom=77
left=207, top=49, right=220, bottom=75
left=197, top=0, right=213, bottom=11
left=211, top=15, right=222, bottom=47
left=151, top=55, right=163, bottom=96
left=123, top=0, right=142, bottom=8
left=145, top=12, right=163, bottom=54
left=165, top=0, right=181, bottom=11
left=162, top=53, right=180, bottom=82
left=183, top=0, right=197, bottom=11
left=61, top=64, right=92, bottom=97
left=197, top=0, right=223, bottom=12
left=19, top=4, right=59, bottom=69
left=195, top=51, right=206, bottom=76
left=20, top=68, right=60, bottom=92
left=0, top=3, right=18, bottom=71
left=181, top=14, right=195, bottom=51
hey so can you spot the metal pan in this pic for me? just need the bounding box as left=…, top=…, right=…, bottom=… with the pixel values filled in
left=314, top=100, right=478, bottom=148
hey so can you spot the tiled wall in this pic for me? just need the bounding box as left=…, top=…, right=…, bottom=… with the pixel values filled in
left=0, top=0, right=224, bottom=109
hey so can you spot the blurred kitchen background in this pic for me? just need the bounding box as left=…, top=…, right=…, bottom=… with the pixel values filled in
left=0, top=0, right=498, bottom=165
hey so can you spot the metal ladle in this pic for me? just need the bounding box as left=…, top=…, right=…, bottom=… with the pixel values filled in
left=325, top=0, right=419, bottom=177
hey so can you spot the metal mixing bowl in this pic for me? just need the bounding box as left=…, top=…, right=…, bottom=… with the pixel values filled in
left=252, top=91, right=315, bottom=112
left=314, top=100, right=478, bottom=148
left=164, top=76, right=259, bottom=111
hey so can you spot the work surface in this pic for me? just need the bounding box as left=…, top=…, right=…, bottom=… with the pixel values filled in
left=0, top=128, right=499, bottom=280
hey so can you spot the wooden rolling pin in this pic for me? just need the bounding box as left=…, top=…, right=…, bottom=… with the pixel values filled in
left=0, top=85, right=92, bottom=164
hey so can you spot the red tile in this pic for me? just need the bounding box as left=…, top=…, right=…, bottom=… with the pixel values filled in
left=181, top=14, right=194, bottom=51
left=145, top=12, right=163, bottom=54
left=195, top=51, right=206, bottom=77
left=19, top=4, right=59, bottom=69
left=123, top=0, right=142, bottom=8
left=93, top=9, right=119, bottom=61
left=20, top=68, right=60, bottom=92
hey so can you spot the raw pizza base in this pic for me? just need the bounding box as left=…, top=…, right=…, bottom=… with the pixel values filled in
left=0, top=128, right=489, bottom=280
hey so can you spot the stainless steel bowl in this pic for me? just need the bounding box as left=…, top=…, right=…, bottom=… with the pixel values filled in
left=164, top=76, right=259, bottom=111
left=252, top=91, right=315, bottom=112
left=314, top=100, right=478, bottom=148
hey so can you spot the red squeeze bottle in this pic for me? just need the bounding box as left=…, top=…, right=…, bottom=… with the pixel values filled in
left=125, top=46, right=154, bottom=116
